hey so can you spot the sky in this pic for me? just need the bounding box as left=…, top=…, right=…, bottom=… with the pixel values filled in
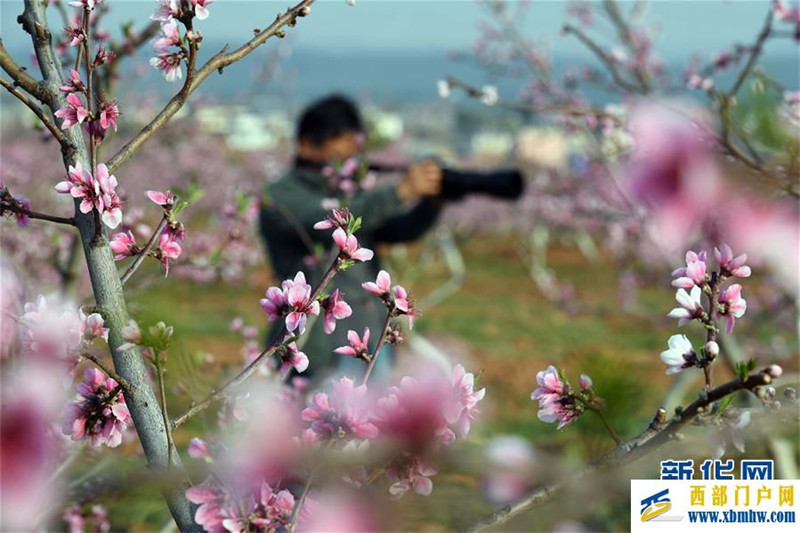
left=1, top=0, right=798, bottom=57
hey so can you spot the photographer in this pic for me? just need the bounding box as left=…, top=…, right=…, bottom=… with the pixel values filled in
left=259, top=94, right=522, bottom=383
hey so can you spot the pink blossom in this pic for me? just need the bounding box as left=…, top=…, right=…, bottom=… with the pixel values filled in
left=151, top=0, right=180, bottom=22
left=117, top=320, right=141, bottom=352
left=301, top=377, right=378, bottom=442
left=62, top=367, right=132, bottom=448
left=374, top=375, right=457, bottom=450
left=714, top=244, right=751, bottom=278
left=362, top=269, right=391, bottom=296
left=153, top=19, right=182, bottom=50
left=278, top=342, right=309, bottom=379
left=386, top=455, right=437, bottom=498
left=54, top=93, right=88, bottom=129
left=284, top=271, right=320, bottom=334
left=68, top=0, right=103, bottom=9
left=10, top=194, right=30, bottom=227
left=718, top=283, right=747, bottom=334
left=146, top=189, right=176, bottom=208
left=192, top=0, right=214, bottom=20
left=110, top=230, right=139, bottom=260
left=667, top=285, right=703, bottom=326
left=65, top=26, right=85, bottom=47
left=59, top=69, right=86, bottom=93
left=150, top=52, right=183, bottom=82
left=659, top=334, right=698, bottom=374
left=671, top=250, right=707, bottom=289
left=20, top=295, right=85, bottom=364
left=578, top=374, right=593, bottom=390
left=156, top=232, right=182, bottom=275
left=98, top=100, right=120, bottom=132
left=95, top=164, right=123, bottom=229
left=334, top=328, right=370, bottom=359
left=320, top=289, right=352, bottom=334
left=444, top=364, right=485, bottom=439
left=530, top=365, right=565, bottom=408
left=332, top=228, right=374, bottom=262
left=185, top=482, right=237, bottom=532
left=81, top=310, right=108, bottom=343
left=92, top=46, right=115, bottom=67
left=63, top=503, right=110, bottom=533
left=188, top=437, right=212, bottom=460
left=313, top=207, right=351, bottom=231
left=392, top=284, right=416, bottom=329
left=260, top=285, right=288, bottom=323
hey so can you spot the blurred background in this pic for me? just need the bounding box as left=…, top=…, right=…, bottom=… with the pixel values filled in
left=1, top=1, right=798, bottom=531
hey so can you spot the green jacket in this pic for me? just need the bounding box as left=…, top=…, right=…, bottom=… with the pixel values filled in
left=259, top=166, right=442, bottom=381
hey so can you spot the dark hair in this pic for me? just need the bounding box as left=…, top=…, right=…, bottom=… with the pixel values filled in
left=296, top=95, right=363, bottom=146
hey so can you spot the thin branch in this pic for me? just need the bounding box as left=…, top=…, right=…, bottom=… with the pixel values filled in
left=155, top=359, right=175, bottom=467
left=361, top=309, right=394, bottom=386
left=467, top=370, right=774, bottom=531
left=287, top=469, right=315, bottom=533
left=106, top=0, right=315, bottom=174
left=1, top=199, right=76, bottom=226
left=171, top=251, right=340, bottom=429
left=120, top=215, right=169, bottom=285
left=83, top=352, right=132, bottom=394
left=561, top=24, right=643, bottom=94
left=729, top=8, right=774, bottom=97
left=0, top=76, right=70, bottom=146
left=0, top=40, right=50, bottom=104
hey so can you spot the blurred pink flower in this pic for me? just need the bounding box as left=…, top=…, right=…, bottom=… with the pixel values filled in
left=188, top=437, right=212, bottom=460
left=579, top=373, right=593, bottom=390
left=444, top=364, right=485, bottom=439
left=386, top=455, right=437, bottom=498
left=718, top=283, right=747, bottom=334
left=623, top=103, right=721, bottom=253
left=301, top=377, right=378, bottom=442
left=531, top=366, right=579, bottom=429
left=320, top=289, right=352, bottom=334
left=185, top=482, right=236, bottom=532
left=62, top=367, right=132, bottom=448
left=151, top=0, right=180, bottom=22
left=334, top=328, right=370, bottom=359
left=54, top=93, right=88, bottom=130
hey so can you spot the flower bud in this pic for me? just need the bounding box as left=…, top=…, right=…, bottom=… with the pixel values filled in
left=763, top=386, right=776, bottom=402
left=766, top=364, right=783, bottom=378
left=783, top=387, right=796, bottom=401
left=579, top=374, right=593, bottom=390
left=298, top=6, right=311, bottom=16
left=704, top=341, right=719, bottom=360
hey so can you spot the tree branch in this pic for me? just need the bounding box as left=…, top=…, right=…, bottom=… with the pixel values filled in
left=562, top=23, right=643, bottom=94
left=0, top=199, right=76, bottom=226
left=729, top=8, right=774, bottom=97
left=0, top=76, right=70, bottom=146
left=120, top=214, right=168, bottom=285
left=106, top=0, right=315, bottom=175
left=467, top=370, right=775, bottom=531
left=0, top=39, right=51, bottom=104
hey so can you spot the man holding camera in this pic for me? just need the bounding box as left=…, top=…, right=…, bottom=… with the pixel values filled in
left=259, top=94, right=521, bottom=383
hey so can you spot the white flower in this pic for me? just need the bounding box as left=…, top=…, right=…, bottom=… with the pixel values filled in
left=481, top=85, right=498, bottom=106
left=437, top=80, right=451, bottom=99
left=659, top=334, right=697, bottom=374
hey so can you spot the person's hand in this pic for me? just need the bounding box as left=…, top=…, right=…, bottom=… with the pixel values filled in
left=397, top=160, right=442, bottom=201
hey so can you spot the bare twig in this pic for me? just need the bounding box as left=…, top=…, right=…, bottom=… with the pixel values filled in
left=0, top=199, right=76, bottom=226
left=106, top=0, right=315, bottom=175
left=562, top=23, right=643, bottom=94
left=467, top=370, right=774, bottom=531
left=155, top=359, right=175, bottom=467
left=171, top=252, right=340, bottom=429
left=0, top=76, right=70, bottom=146
left=361, top=310, right=394, bottom=386
left=729, top=8, right=774, bottom=97
left=0, top=39, right=50, bottom=104
left=120, top=215, right=169, bottom=285
left=83, top=352, right=132, bottom=394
